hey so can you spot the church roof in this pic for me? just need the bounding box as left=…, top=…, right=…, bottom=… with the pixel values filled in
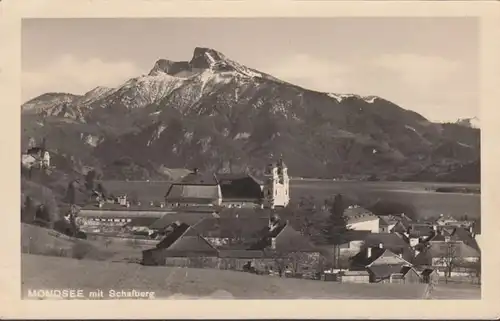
left=217, top=173, right=264, bottom=200
left=165, top=184, right=221, bottom=203
left=179, top=172, right=219, bottom=185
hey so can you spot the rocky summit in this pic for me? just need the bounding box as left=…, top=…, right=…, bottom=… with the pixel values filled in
left=21, top=47, right=480, bottom=182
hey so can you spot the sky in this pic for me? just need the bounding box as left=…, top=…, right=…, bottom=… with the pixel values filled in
left=21, top=17, right=479, bottom=122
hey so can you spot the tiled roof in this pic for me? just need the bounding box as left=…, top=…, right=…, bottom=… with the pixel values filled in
left=165, top=184, right=221, bottom=202
left=218, top=174, right=264, bottom=200
left=272, top=224, right=317, bottom=252
left=217, top=207, right=272, bottom=219
left=344, top=206, right=378, bottom=224
left=148, top=212, right=216, bottom=229
left=368, top=264, right=410, bottom=279
left=179, top=172, right=219, bottom=185
left=341, top=230, right=373, bottom=243
left=363, top=233, right=410, bottom=251
left=408, top=224, right=434, bottom=238
left=155, top=223, right=190, bottom=249
left=216, top=173, right=264, bottom=186
left=167, top=228, right=218, bottom=253
left=451, top=227, right=480, bottom=252
left=413, top=241, right=480, bottom=266
left=350, top=247, right=386, bottom=268
left=355, top=234, right=414, bottom=262
left=187, top=217, right=270, bottom=239
left=379, top=216, right=395, bottom=227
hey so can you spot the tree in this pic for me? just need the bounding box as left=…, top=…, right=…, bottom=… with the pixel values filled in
left=321, top=194, right=351, bottom=268
left=35, top=204, right=50, bottom=225
left=21, top=196, right=37, bottom=223
left=85, top=170, right=97, bottom=191
left=436, top=241, right=465, bottom=283
left=65, top=181, right=77, bottom=204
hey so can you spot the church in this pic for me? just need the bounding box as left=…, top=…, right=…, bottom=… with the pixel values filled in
left=165, top=159, right=290, bottom=209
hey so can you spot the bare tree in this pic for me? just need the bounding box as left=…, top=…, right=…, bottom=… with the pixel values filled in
left=436, top=241, right=465, bottom=283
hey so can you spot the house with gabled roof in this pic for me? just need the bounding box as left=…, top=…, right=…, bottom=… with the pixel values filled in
left=141, top=215, right=320, bottom=274
left=349, top=245, right=419, bottom=283
left=343, top=206, right=380, bottom=233
left=413, top=237, right=480, bottom=277
left=379, top=215, right=398, bottom=233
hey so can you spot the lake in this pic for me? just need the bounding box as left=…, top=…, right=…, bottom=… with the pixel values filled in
left=102, top=179, right=481, bottom=219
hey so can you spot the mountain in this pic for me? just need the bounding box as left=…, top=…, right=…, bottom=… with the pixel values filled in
left=21, top=47, right=480, bottom=182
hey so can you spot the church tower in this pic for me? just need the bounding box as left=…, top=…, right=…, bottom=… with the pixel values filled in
left=277, top=158, right=290, bottom=207
left=262, top=158, right=290, bottom=209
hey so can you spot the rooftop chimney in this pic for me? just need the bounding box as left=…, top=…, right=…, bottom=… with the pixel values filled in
left=193, top=168, right=199, bottom=174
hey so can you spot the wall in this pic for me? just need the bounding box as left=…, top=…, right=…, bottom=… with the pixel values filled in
left=79, top=209, right=168, bottom=218
left=146, top=252, right=321, bottom=274
left=339, top=240, right=364, bottom=256
left=222, top=201, right=260, bottom=209
left=403, top=269, right=422, bottom=284
left=348, top=218, right=380, bottom=233
left=409, top=238, right=419, bottom=247
left=340, top=275, right=370, bottom=284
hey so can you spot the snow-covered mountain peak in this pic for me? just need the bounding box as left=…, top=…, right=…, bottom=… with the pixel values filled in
left=327, top=93, right=380, bottom=104
left=190, top=47, right=227, bottom=69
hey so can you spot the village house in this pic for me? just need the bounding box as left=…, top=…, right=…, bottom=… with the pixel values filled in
left=413, top=227, right=481, bottom=277
left=344, top=206, right=380, bottom=233
left=338, top=230, right=372, bottom=256
left=434, top=214, right=460, bottom=227
left=349, top=245, right=421, bottom=284
left=404, top=224, right=435, bottom=247
left=390, top=213, right=414, bottom=234
left=21, top=146, right=51, bottom=169
left=379, top=215, right=398, bottom=233
left=362, top=233, right=414, bottom=262
left=142, top=215, right=320, bottom=275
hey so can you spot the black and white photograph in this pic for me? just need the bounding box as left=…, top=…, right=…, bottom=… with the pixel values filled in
left=18, top=15, right=484, bottom=301
left=2, top=0, right=499, bottom=318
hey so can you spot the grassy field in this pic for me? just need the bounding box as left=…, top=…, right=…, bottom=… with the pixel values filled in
left=102, top=179, right=481, bottom=219
left=22, top=254, right=429, bottom=300
left=21, top=223, right=149, bottom=263
left=428, top=282, right=481, bottom=300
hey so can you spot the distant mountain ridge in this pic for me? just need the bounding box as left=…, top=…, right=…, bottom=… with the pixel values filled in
left=21, top=47, right=480, bottom=183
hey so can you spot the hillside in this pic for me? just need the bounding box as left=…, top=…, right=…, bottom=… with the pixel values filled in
left=21, top=47, right=480, bottom=182
left=22, top=254, right=428, bottom=299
